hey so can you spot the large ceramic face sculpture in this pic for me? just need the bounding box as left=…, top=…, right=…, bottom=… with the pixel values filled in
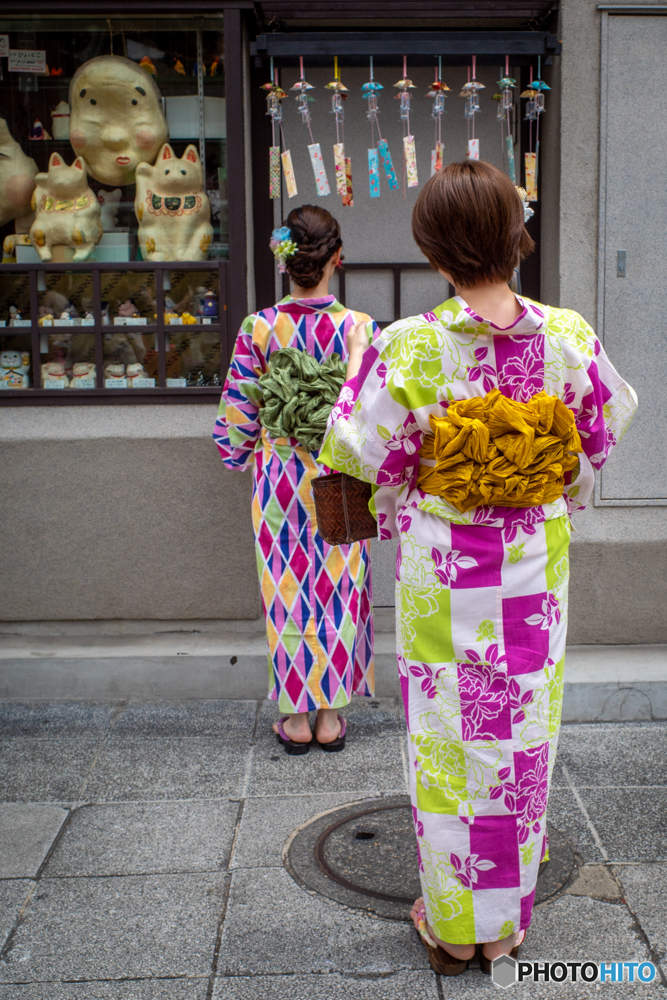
left=0, top=116, right=38, bottom=229
left=69, top=56, right=169, bottom=186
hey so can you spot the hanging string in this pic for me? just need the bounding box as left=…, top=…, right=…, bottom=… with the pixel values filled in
left=529, top=64, right=534, bottom=153
left=535, top=56, right=541, bottom=151
left=270, top=57, right=276, bottom=147
left=471, top=56, right=476, bottom=142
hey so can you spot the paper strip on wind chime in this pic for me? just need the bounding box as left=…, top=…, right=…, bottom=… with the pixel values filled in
left=403, top=135, right=418, bottom=187
left=269, top=146, right=281, bottom=199
left=467, top=138, right=480, bottom=161
left=506, top=135, right=516, bottom=184
left=281, top=150, right=298, bottom=198
left=368, top=148, right=380, bottom=198
left=525, top=151, right=537, bottom=200
left=308, top=143, right=330, bottom=196
left=430, top=141, right=444, bottom=177
left=377, top=139, right=399, bottom=190
left=343, top=157, right=353, bottom=206
left=333, top=143, right=346, bottom=196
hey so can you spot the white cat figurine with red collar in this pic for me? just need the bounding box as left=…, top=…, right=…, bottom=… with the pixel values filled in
left=134, top=143, right=213, bottom=262
left=30, top=152, right=103, bottom=262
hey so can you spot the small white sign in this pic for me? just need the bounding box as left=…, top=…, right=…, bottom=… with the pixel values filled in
left=113, top=317, right=126, bottom=326
left=167, top=377, right=187, bottom=387
left=81, top=318, right=95, bottom=326
left=0, top=36, right=9, bottom=58
left=169, top=317, right=181, bottom=325
left=130, top=377, right=155, bottom=388
left=74, top=378, right=96, bottom=390
left=40, top=319, right=53, bottom=327
left=12, top=319, right=31, bottom=327
left=54, top=318, right=74, bottom=327
left=8, top=49, right=47, bottom=74
left=202, top=318, right=212, bottom=325
left=105, top=378, right=128, bottom=388
left=44, top=379, right=66, bottom=389
left=0, top=321, right=6, bottom=328
left=131, top=317, right=147, bottom=326
left=0, top=382, right=10, bottom=390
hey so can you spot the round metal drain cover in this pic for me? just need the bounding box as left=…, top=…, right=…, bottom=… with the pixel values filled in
left=285, top=795, right=575, bottom=921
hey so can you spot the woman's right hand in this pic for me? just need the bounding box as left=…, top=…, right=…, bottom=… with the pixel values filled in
left=346, top=320, right=370, bottom=380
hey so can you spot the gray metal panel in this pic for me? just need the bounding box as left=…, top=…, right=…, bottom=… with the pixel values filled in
left=596, top=13, right=667, bottom=504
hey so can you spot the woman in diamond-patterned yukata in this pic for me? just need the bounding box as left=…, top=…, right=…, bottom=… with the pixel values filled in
left=320, top=161, right=637, bottom=975
left=213, top=205, right=379, bottom=755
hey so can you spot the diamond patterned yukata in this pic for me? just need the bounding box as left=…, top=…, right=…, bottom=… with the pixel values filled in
left=320, top=295, right=637, bottom=943
left=214, top=295, right=379, bottom=713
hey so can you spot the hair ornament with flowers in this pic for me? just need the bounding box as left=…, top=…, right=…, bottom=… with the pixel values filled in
left=270, top=226, right=298, bottom=273
left=515, top=186, right=535, bottom=224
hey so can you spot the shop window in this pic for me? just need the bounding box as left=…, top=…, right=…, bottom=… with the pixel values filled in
left=0, top=17, right=227, bottom=400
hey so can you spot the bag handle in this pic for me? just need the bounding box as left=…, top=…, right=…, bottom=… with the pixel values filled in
left=340, top=473, right=352, bottom=544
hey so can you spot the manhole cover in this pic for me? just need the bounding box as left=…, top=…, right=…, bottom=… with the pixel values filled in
left=285, top=795, right=576, bottom=921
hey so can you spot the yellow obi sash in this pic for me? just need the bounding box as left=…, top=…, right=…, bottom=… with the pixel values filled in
left=417, top=387, right=583, bottom=513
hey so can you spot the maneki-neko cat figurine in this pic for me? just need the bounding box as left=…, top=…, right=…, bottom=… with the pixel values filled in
left=134, top=143, right=213, bottom=261
left=29, top=152, right=103, bottom=262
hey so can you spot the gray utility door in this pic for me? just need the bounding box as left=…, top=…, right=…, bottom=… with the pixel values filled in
left=597, top=13, right=667, bottom=505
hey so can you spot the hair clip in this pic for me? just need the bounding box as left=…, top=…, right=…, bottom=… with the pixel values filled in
left=269, top=226, right=298, bottom=273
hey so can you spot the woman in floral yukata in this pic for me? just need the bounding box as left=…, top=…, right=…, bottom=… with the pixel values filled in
left=213, top=205, right=378, bottom=755
left=320, top=161, right=637, bottom=974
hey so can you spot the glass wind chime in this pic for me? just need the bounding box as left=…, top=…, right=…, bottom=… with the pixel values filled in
left=460, top=55, right=485, bottom=160
left=326, top=58, right=353, bottom=206
left=521, top=56, right=549, bottom=202
left=492, top=56, right=517, bottom=183
left=362, top=57, right=398, bottom=198
left=394, top=56, right=418, bottom=192
left=427, top=56, right=450, bottom=176
left=261, top=59, right=289, bottom=199
left=291, top=57, right=330, bottom=197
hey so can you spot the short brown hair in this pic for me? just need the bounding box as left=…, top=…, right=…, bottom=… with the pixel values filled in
left=284, top=204, right=342, bottom=289
left=411, top=160, right=534, bottom=288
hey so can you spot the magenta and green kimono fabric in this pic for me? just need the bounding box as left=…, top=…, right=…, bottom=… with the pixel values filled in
left=213, top=295, right=379, bottom=713
left=320, top=294, right=637, bottom=943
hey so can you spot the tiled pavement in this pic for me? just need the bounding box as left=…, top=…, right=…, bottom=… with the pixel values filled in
left=0, top=698, right=665, bottom=998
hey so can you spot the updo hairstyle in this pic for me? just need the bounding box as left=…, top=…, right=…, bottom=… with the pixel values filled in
left=284, top=204, right=343, bottom=289
left=411, top=160, right=535, bottom=288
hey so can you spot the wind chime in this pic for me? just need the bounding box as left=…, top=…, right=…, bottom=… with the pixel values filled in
left=394, top=57, right=418, bottom=192
left=492, top=56, right=517, bottom=183
left=291, top=57, right=330, bottom=198
left=521, top=56, right=549, bottom=201
left=427, top=57, right=450, bottom=176
left=460, top=56, right=484, bottom=160
left=362, top=57, right=398, bottom=198
left=326, top=58, right=353, bottom=206
left=261, top=59, right=289, bottom=199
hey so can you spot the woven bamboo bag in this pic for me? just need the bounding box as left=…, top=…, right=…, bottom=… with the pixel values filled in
left=312, top=473, right=377, bottom=546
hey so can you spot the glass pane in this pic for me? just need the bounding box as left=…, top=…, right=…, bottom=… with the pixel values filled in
left=164, top=269, right=220, bottom=324
left=40, top=332, right=96, bottom=388
left=0, top=334, right=32, bottom=389
left=101, top=271, right=156, bottom=326
left=0, top=272, right=31, bottom=327
left=38, top=272, right=94, bottom=324
left=103, top=331, right=157, bottom=387
left=166, top=329, right=221, bottom=387
left=0, top=18, right=226, bottom=265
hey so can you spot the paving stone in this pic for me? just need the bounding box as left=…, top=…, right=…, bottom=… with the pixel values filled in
left=246, top=700, right=406, bottom=797
left=555, top=723, right=667, bottom=788
left=82, top=738, right=251, bottom=802
left=525, top=894, right=650, bottom=961
left=113, top=700, right=258, bottom=738
left=232, top=793, right=383, bottom=869
left=0, top=873, right=226, bottom=983
left=0, top=804, right=68, bottom=878
left=44, top=800, right=240, bottom=877
left=614, top=862, right=667, bottom=961
left=578, top=788, right=667, bottom=862
left=565, top=864, right=623, bottom=902
left=213, top=971, right=440, bottom=999
left=0, top=879, right=33, bottom=951
left=0, top=740, right=101, bottom=803
left=0, top=702, right=116, bottom=739
left=217, top=866, right=428, bottom=975
left=0, top=980, right=208, bottom=998
left=543, top=787, right=607, bottom=864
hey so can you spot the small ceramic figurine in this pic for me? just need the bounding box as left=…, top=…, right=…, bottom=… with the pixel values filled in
left=202, top=290, right=218, bottom=317
left=51, top=101, right=71, bottom=141
left=84, top=311, right=95, bottom=322
left=30, top=153, right=103, bottom=262
left=118, top=299, right=140, bottom=318
left=70, top=362, right=96, bottom=387
left=98, top=188, right=122, bottom=231
left=104, top=363, right=126, bottom=383
left=126, top=362, right=148, bottom=385
left=181, top=312, right=197, bottom=324
left=0, top=114, right=38, bottom=231
left=69, top=56, right=169, bottom=186
left=39, top=314, right=54, bottom=326
left=101, top=301, right=110, bottom=325
left=0, top=350, right=30, bottom=388
left=41, top=361, right=69, bottom=387
left=135, top=143, right=213, bottom=261
left=139, top=56, right=157, bottom=77
left=8, top=305, right=22, bottom=326
left=29, top=120, right=51, bottom=141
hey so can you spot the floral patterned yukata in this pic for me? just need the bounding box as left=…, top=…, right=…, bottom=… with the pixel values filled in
left=213, top=295, right=378, bottom=713
left=320, top=295, right=637, bottom=944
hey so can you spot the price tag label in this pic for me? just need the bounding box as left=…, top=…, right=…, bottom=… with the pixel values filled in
left=130, top=377, right=155, bottom=388
left=0, top=36, right=9, bottom=58
left=12, top=319, right=31, bottom=327
left=54, top=319, right=74, bottom=327
left=9, top=49, right=47, bottom=73
left=105, top=378, right=128, bottom=388
left=113, top=317, right=126, bottom=326
left=74, top=378, right=96, bottom=390
left=0, top=321, right=6, bottom=328
left=166, top=377, right=187, bottom=387
left=40, top=320, right=53, bottom=327
left=43, top=379, right=66, bottom=389
left=131, top=317, right=147, bottom=326
left=202, top=318, right=212, bottom=325
left=81, top=318, right=94, bottom=326
left=169, top=317, right=181, bottom=325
